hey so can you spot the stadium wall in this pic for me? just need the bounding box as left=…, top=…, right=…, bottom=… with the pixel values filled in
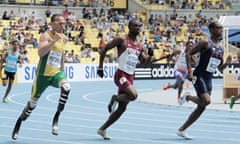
left=0, top=4, right=238, bottom=21
left=16, top=63, right=240, bottom=83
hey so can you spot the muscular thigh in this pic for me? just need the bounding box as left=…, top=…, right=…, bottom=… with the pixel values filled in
left=3, top=71, right=15, bottom=80
left=194, top=77, right=212, bottom=96
left=31, top=75, right=50, bottom=99
left=114, top=69, right=134, bottom=94
left=175, top=70, right=187, bottom=83
left=50, top=71, right=67, bottom=88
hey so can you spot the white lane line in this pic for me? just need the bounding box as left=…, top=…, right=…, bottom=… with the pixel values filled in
left=6, top=91, right=240, bottom=128
left=1, top=123, right=240, bottom=143
left=1, top=112, right=240, bottom=136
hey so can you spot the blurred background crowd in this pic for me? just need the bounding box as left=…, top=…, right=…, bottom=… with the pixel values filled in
left=0, top=0, right=240, bottom=64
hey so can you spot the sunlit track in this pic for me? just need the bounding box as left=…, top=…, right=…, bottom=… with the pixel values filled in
left=7, top=91, right=240, bottom=126
left=1, top=80, right=240, bottom=144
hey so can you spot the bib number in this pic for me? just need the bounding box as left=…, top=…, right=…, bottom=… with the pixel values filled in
left=47, top=51, right=62, bottom=68
left=6, top=60, right=17, bottom=69
left=206, top=57, right=221, bottom=73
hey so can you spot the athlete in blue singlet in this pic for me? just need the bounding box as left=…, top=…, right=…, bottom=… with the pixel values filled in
left=176, top=22, right=232, bottom=139
left=1, top=40, right=22, bottom=103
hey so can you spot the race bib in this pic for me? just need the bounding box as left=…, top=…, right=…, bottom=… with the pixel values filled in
left=176, top=57, right=187, bottom=69
left=206, top=57, right=221, bottom=73
left=6, top=60, right=17, bottom=68
left=46, top=51, right=62, bottom=68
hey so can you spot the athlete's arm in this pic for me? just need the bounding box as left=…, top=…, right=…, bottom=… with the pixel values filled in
left=38, top=32, right=62, bottom=57
left=97, top=37, right=123, bottom=78
left=186, top=40, right=208, bottom=80
left=98, top=37, right=123, bottom=69
left=61, top=35, right=68, bottom=71
left=138, top=43, right=153, bottom=66
left=0, top=53, right=7, bottom=79
left=189, top=40, right=209, bottom=55
left=218, top=55, right=232, bottom=72
left=151, top=49, right=180, bottom=63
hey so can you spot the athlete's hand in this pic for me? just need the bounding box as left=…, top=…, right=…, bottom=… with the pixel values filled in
left=187, top=72, right=194, bottom=81
left=53, top=33, right=62, bottom=42
left=97, top=68, right=104, bottom=78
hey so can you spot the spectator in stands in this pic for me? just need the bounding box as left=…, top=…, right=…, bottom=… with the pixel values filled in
left=2, top=41, right=10, bottom=51
left=80, top=46, right=87, bottom=58
left=12, top=14, right=71, bottom=140
left=75, top=30, right=85, bottom=45
left=9, top=10, right=16, bottom=20
left=68, top=12, right=76, bottom=22
left=45, top=6, right=52, bottom=18
left=32, top=38, right=39, bottom=48
left=20, top=10, right=28, bottom=20
left=2, top=11, right=10, bottom=20
left=63, top=5, right=69, bottom=19
left=73, top=54, right=80, bottom=63
left=39, top=22, right=49, bottom=34
left=140, top=31, right=147, bottom=43
left=105, top=32, right=111, bottom=42
left=96, top=19, right=153, bottom=140
left=22, top=50, right=29, bottom=63
left=65, top=52, right=74, bottom=63
left=1, top=40, right=22, bottom=103
left=73, top=20, right=83, bottom=31
left=176, top=22, right=232, bottom=140
left=65, top=18, right=74, bottom=40
left=86, top=47, right=93, bottom=59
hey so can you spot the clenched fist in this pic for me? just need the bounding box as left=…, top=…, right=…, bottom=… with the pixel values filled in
left=97, top=69, right=104, bottom=78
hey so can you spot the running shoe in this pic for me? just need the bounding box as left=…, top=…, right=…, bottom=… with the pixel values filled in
left=97, top=129, right=110, bottom=140
left=230, top=96, right=235, bottom=109
left=176, top=130, right=193, bottom=140
left=108, top=95, right=117, bottom=113
left=12, top=118, right=22, bottom=140
left=162, top=83, right=170, bottom=91
left=162, top=85, right=167, bottom=90
left=2, top=98, right=8, bottom=103
left=178, top=92, right=190, bottom=105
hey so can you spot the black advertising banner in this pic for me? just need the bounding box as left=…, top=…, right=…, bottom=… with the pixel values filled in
left=134, top=64, right=240, bottom=80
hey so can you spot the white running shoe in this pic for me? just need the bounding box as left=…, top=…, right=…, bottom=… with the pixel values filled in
left=178, top=92, right=191, bottom=105
left=97, top=129, right=111, bottom=140
left=176, top=130, right=193, bottom=140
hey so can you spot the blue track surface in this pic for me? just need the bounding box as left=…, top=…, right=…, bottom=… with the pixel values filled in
left=1, top=80, right=240, bottom=144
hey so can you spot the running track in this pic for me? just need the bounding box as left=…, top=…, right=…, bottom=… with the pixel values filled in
left=1, top=80, right=240, bottom=144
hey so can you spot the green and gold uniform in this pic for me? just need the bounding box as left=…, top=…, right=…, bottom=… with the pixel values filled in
left=32, top=32, right=66, bottom=98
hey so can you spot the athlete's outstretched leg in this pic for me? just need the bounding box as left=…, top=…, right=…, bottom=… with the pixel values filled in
left=52, top=83, right=71, bottom=135
left=12, top=98, right=37, bottom=140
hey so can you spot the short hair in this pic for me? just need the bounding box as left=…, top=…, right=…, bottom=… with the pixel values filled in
left=186, top=40, right=194, bottom=46
left=10, top=39, right=19, bottom=44
left=128, top=19, right=142, bottom=28
left=128, top=19, right=135, bottom=27
left=50, top=14, right=63, bottom=22
left=208, top=22, right=218, bottom=31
